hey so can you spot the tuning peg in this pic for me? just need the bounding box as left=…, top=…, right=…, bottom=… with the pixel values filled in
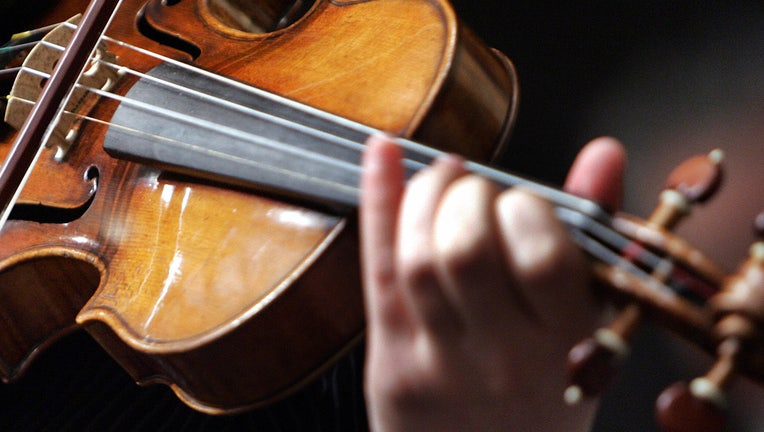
left=650, top=149, right=724, bottom=229
left=565, top=304, right=639, bottom=404
left=655, top=338, right=737, bottom=432
left=655, top=381, right=726, bottom=432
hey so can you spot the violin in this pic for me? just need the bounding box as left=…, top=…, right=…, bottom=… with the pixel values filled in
left=0, top=1, right=761, bottom=431
left=0, top=0, right=518, bottom=414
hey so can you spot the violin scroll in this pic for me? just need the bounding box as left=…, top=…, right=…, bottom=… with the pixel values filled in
left=656, top=211, right=764, bottom=432
left=566, top=147, right=764, bottom=431
left=565, top=149, right=725, bottom=404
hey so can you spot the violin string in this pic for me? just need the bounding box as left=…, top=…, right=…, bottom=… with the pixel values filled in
left=15, top=91, right=675, bottom=294
left=92, top=26, right=608, bottom=220
left=6, top=28, right=695, bottom=292
left=34, top=38, right=428, bottom=175
left=8, top=21, right=610, bottom=235
left=20, top=64, right=372, bottom=178
left=0, top=66, right=21, bottom=81
left=35, top=27, right=607, bottom=222
left=13, top=85, right=680, bottom=297
left=0, top=40, right=41, bottom=54
left=10, top=94, right=362, bottom=199
left=10, top=28, right=618, bottom=273
left=9, top=20, right=610, bottom=221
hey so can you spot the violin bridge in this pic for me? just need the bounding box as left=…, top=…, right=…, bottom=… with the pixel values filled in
left=4, top=15, right=123, bottom=161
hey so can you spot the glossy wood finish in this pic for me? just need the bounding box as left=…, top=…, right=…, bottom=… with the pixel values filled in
left=0, top=0, right=518, bottom=413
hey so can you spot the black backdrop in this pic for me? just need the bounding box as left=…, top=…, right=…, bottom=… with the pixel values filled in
left=1, top=1, right=763, bottom=431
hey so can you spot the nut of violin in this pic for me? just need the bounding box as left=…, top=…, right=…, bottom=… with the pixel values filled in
left=665, top=150, right=724, bottom=204
left=655, top=381, right=726, bottom=432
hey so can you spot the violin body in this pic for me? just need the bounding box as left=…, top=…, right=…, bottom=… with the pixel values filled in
left=0, top=0, right=518, bottom=413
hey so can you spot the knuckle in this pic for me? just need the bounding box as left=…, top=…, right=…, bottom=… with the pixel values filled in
left=438, top=236, right=490, bottom=278
left=372, top=373, right=429, bottom=408
left=399, top=251, right=439, bottom=290
left=519, top=233, right=579, bottom=286
left=370, top=260, right=397, bottom=288
left=368, top=346, right=442, bottom=411
left=434, top=177, right=500, bottom=277
left=448, top=174, right=497, bottom=200
left=498, top=190, right=584, bottom=286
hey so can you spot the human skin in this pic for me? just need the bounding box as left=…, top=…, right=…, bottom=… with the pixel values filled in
left=359, top=135, right=625, bottom=431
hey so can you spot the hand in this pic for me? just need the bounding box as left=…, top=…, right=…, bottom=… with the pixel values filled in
left=359, top=135, right=626, bottom=432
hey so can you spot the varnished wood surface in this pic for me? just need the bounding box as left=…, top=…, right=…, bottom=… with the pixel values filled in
left=0, top=0, right=517, bottom=413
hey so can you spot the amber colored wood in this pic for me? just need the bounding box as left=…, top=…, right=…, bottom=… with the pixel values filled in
left=0, top=0, right=120, bottom=220
left=0, top=0, right=518, bottom=413
left=709, top=242, right=764, bottom=381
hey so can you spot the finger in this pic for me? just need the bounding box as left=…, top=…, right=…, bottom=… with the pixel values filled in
left=360, top=135, right=411, bottom=337
left=495, top=189, right=596, bottom=334
left=432, top=175, right=522, bottom=328
left=397, top=154, right=467, bottom=335
left=564, top=136, right=627, bottom=210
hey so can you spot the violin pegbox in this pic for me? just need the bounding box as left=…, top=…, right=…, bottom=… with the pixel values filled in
left=564, top=149, right=742, bottom=430
left=656, top=211, right=764, bottom=432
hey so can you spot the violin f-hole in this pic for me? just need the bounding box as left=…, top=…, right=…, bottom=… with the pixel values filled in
left=205, top=0, right=316, bottom=33
left=8, top=166, right=97, bottom=224
left=137, top=5, right=201, bottom=60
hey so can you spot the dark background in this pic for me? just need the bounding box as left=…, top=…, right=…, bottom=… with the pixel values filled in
left=1, top=1, right=764, bottom=430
